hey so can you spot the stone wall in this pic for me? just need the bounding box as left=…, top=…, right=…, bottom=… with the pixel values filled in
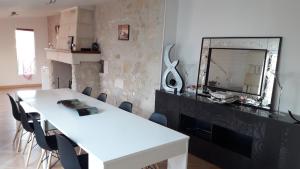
left=72, top=62, right=100, bottom=97
left=95, top=0, right=165, bottom=117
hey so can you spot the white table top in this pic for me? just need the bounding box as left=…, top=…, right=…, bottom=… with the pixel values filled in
left=17, top=89, right=188, bottom=164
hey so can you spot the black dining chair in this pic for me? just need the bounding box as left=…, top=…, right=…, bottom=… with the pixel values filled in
left=32, top=117, right=78, bottom=169
left=149, top=112, right=168, bottom=127
left=7, top=94, right=22, bottom=145
left=82, top=87, right=92, bottom=96
left=18, top=103, right=37, bottom=167
left=56, top=135, right=88, bottom=169
left=118, top=101, right=133, bottom=113
left=31, top=118, right=67, bottom=169
left=146, top=112, right=168, bottom=169
left=8, top=94, right=40, bottom=155
left=97, top=93, right=107, bottom=102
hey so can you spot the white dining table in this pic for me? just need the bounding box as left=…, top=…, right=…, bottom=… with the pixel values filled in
left=17, top=89, right=189, bottom=169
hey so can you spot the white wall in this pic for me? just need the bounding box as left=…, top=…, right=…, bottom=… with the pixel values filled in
left=171, top=0, right=300, bottom=114
left=0, top=17, right=48, bottom=86
left=163, top=0, right=178, bottom=47
left=161, top=0, right=179, bottom=83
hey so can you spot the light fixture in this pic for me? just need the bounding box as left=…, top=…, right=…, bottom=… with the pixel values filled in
left=49, top=0, right=56, bottom=5
left=11, top=11, right=19, bottom=16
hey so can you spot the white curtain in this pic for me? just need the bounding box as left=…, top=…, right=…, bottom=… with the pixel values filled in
left=15, top=29, right=36, bottom=78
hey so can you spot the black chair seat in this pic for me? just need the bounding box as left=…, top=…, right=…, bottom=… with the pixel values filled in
left=27, top=112, right=40, bottom=120
left=46, top=134, right=78, bottom=151
left=56, top=135, right=88, bottom=169
left=45, top=135, right=59, bottom=150
left=29, top=123, right=34, bottom=129
left=78, top=154, right=89, bottom=169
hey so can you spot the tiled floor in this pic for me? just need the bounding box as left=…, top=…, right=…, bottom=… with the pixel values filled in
left=0, top=87, right=220, bottom=169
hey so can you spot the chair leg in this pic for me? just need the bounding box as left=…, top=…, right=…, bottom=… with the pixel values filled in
left=36, top=150, right=45, bottom=169
left=47, top=151, right=53, bottom=169
left=25, top=134, right=34, bottom=167
left=78, top=147, right=82, bottom=155
left=13, top=122, right=21, bottom=143
left=16, top=127, right=24, bottom=152
left=23, top=133, right=32, bottom=154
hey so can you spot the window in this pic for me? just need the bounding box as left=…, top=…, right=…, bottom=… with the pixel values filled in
left=15, top=29, right=36, bottom=77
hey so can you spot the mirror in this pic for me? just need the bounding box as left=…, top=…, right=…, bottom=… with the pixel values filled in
left=206, top=48, right=267, bottom=95
left=197, top=37, right=282, bottom=110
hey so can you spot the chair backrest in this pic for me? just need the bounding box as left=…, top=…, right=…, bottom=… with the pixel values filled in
left=7, top=94, right=21, bottom=121
left=97, top=93, right=107, bottom=102
left=32, top=117, right=52, bottom=150
left=18, top=103, right=34, bottom=133
left=56, top=135, right=82, bottom=169
left=82, top=87, right=92, bottom=96
left=119, top=101, right=133, bottom=113
left=149, top=112, right=168, bottom=127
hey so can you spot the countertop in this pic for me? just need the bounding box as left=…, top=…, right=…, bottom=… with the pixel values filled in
left=157, top=89, right=300, bottom=125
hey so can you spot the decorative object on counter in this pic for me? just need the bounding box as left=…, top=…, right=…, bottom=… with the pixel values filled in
left=208, top=91, right=239, bottom=104
left=186, top=85, right=197, bottom=94
left=80, top=48, right=92, bottom=52
left=92, top=40, right=100, bottom=52
left=118, top=24, right=130, bottom=40
left=67, top=36, right=74, bottom=50
left=162, top=44, right=183, bottom=93
left=197, top=37, right=282, bottom=110
left=71, top=43, right=76, bottom=51
left=57, top=99, right=99, bottom=116
left=288, top=110, right=300, bottom=124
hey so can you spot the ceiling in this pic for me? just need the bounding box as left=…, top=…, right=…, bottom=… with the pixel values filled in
left=0, top=0, right=106, bottom=18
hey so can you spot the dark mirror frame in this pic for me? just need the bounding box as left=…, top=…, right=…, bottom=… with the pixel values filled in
left=196, top=37, right=282, bottom=110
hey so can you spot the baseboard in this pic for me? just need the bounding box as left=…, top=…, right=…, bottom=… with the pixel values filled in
left=0, top=84, right=42, bottom=90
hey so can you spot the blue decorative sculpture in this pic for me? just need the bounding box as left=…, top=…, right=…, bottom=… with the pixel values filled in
left=162, top=44, right=183, bottom=93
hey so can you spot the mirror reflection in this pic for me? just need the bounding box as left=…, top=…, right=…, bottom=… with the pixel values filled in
left=197, top=37, right=282, bottom=110
left=206, top=48, right=267, bottom=95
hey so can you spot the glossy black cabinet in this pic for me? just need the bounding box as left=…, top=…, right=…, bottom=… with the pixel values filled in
left=155, top=90, right=300, bottom=169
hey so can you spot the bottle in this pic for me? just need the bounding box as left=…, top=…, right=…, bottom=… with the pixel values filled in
left=71, top=43, right=76, bottom=51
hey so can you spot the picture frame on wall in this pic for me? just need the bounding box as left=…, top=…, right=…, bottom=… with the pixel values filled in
left=118, top=24, right=130, bottom=40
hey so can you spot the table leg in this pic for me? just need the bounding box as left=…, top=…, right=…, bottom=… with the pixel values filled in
left=167, top=153, right=188, bottom=169
left=89, top=153, right=105, bottom=169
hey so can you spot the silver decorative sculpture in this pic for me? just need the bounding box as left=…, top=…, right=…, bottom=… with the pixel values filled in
left=162, top=44, right=183, bottom=93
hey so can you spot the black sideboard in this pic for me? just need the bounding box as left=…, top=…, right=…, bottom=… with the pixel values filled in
left=155, top=90, right=300, bottom=169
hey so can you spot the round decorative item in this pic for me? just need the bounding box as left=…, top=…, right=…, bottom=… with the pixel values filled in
left=92, top=42, right=99, bottom=52
left=162, top=44, right=183, bottom=93
left=169, top=79, right=177, bottom=86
